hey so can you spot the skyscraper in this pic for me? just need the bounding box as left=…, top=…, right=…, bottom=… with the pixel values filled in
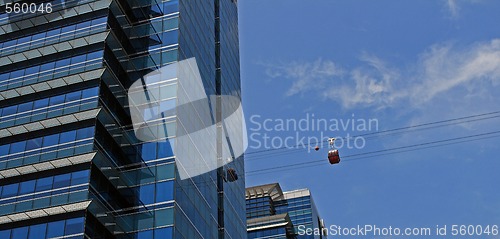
left=0, top=0, right=244, bottom=238
left=246, top=183, right=327, bottom=239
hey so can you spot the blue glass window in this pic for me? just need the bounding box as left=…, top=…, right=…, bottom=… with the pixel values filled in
left=28, top=223, right=46, bottom=239
left=35, top=177, right=53, bottom=192
left=139, top=184, right=155, bottom=205
left=2, top=106, right=16, bottom=116
left=0, top=73, right=8, bottom=82
left=65, top=91, right=81, bottom=102
left=70, top=55, right=86, bottom=65
left=76, top=21, right=91, bottom=30
left=142, top=143, right=157, bottom=161
left=33, top=98, right=49, bottom=109
left=82, top=87, right=99, bottom=98
left=40, top=62, right=55, bottom=73
left=87, top=51, right=103, bottom=60
left=26, top=138, right=42, bottom=151
left=157, top=141, right=173, bottom=158
left=47, top=220, right=65, bottom=238
left=137, top=230, right=153, bottom=239
left=0, top=144, right=10, bottom=157
left=42, top=134, right=59, bottom=149
left=18, top=102, right=33, bottom=112
left=49, top=95, right=65, bottom=106
left=59, top=131, right=77, bottom=144
left=162, top=30, right=178, bottom=46
left=91, top=17, right=107, bottom=25
left=56, top=58, right=71, bottom=69
left=71, top=170, right=90, bottom=185
left=10, top=69, right=24, bottom=79
left=11, top=226, right=28, bottom=239
left=65, top=217, right=84, bottom=235
left=163, top=0, right=179, bottom=14
left=31, top=32, right=45, bottom=41
left=10, top=141, right=26, bottom=154
left=76, top=127, right=94, bottom=140
left=155, top=181, right=173, bottom=202
left=19, top=180, right=36, bottom=194
left=53, top=173, right=71, bottom=188
left=154, top=227, right=172, bottom=239
left=0, top=230, right=11, bottom=239
left=1, top=183, right=18, bottom=197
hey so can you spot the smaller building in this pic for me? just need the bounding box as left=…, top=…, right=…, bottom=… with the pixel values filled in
left=246, top=183, right=327, bottom=239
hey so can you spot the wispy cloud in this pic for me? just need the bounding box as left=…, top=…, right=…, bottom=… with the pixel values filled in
left=263, top=39, right=500, bottom=111
left=262, top=59, right=344, bottom=96
left=446, top=0, right=460, bottom=18
left=443, top=0, right=482, bottom=19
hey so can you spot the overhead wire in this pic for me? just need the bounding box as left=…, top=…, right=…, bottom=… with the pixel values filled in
left=244, top=111, right=500, bottom=160
left=245, top=129, right=500, bottom=176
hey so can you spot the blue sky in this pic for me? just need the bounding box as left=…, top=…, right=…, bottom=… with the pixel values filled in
left=239, top=0, right=500, bottom=237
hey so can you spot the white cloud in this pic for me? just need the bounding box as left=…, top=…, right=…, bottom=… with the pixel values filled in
left=443, top=0, right=482, bottom=19
left=263, top=39, right=500, bottom=111
left=446, top=0, right=460, bottom=18
left=262, top=59, right=344, bottom=96
left=412, top=40, right=500, bottom=105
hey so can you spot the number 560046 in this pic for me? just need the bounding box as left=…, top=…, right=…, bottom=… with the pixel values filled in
left=5, top=3, right=53, bottom=14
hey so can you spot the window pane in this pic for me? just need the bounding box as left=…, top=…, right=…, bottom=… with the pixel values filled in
left=70, top=55, right=86, bottom=65
left=142, top=143, right=156, bottom=161
left=31, top=32, right=46, bottom=41
left=91, top=17, right=107, bottom=25
left=76, top=127, right=94, bottom=140
left=157, top=141, right=173, bottom=158
left=43, top=134, right=60, bottom=148
left=40, top=62, right=55, bottom=72
left=82, top=87, right=98, bottom=98
left=139, top=184, right=154, bottom=205
left=71, top=170, right=90, bottom=185
left=0, top=230, right=11, bottom=239
left=64, top=218, right=84, bottom=235
left=10, top=69, right=24, bottom=79
left=26, top=138, right=42, bottom=151
left=155, top=181, right=173, bottom=202
left=28, top=223, right=47, bottom=239
left=0, top=144, right=10, bottom=157
left=65, top=91, right=81, bottom=102
left=18, top=102, right=33, bottom=112
left=76, top=21, right=91, bottom=29
left=53, top=173, right=71, bottom=188
left=87, top=51, right=103, bottom=60
left=1, top=183, right=19, bottom=197
left=34, top=98, right=49, bottom=109
left=35, top=177, right=53, bottom=192
left=47, top=220, right=65, bottom=238
left=55, top=58, right=71, bottom=69
left=2, top=105, right=17, bottom=116
left=137, top=230, right=153, bottom=239
left=59, top=131, right=77, bottom=144
left=153, top=227, right=172, bottom=239
left=0, top=73, right=9, bottom=82
left=49, top=95, right=65, bottom=106
left=10, top=141, right=26, bottom=154
left=19, top=180, right=36, bottom=194
left=11, top=227, right=28, bottom=239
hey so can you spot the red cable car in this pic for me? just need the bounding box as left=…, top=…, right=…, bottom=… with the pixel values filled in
left=328, top=149, right=340, bottom=164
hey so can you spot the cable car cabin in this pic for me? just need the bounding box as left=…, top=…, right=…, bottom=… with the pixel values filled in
left=226, top=168, right=238, bottom=182
left=328, top=149, right=340, bottom=164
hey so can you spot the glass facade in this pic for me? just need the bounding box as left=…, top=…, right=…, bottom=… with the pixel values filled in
left=246, top=184, right=327, bottom=239
left=0, top=0, right=243, bottom=238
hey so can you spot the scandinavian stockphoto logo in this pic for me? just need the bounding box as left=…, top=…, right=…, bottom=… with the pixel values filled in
left=127, top=58, right=247, bottom=180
